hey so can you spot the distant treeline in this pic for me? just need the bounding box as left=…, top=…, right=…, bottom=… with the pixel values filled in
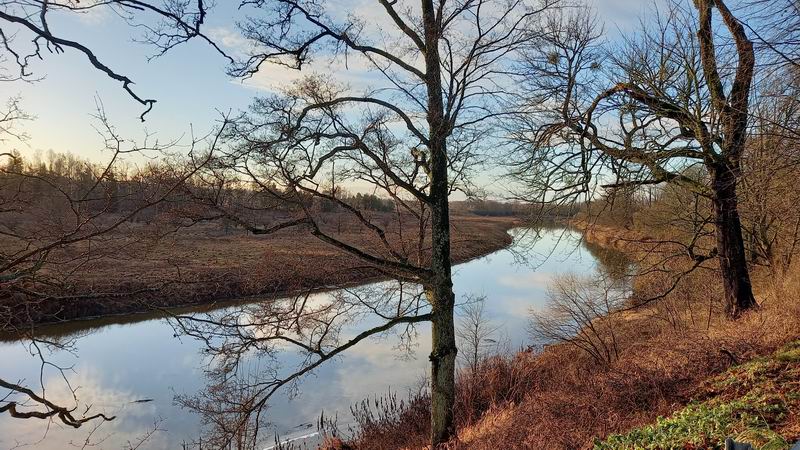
left=453, top=199, right=582, bottom=219
left=4, top=152, right=545, bottom=228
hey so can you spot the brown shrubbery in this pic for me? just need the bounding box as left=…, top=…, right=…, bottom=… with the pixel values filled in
left=328, top=351, right=539, bottom=450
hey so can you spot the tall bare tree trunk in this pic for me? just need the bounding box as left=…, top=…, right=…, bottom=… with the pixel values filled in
left=421, top=0, right=457, bottom=445
left=428, top=276, right=456, bottom=445
left=426, top=122, right=457, bottom=445
left=697, top=0, right=758, bottom=319
left=711, top=164, right=758, bottom=318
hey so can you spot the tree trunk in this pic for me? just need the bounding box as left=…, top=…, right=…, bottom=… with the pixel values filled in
left=427, top=140, right=457, bottom=445
left=426, top=75, right=458, bottom=449
left=711, top=165, right=758, bottom=318
left=421, top=0, right=457, bottom=445
left=428, top=279, right=456, bottom=446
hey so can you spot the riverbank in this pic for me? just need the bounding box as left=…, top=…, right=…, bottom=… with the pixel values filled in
left=1, top=215, right=518, bottom=329
left=596, top=339, right=800, bottom=449
left=333, top=223, right=800, bottom=449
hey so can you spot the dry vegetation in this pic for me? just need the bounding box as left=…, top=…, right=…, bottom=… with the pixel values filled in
left=321, top=168, right=800, bottom=449
left=452, top=250, right=800, bottom=449
left=0, top=212, right=515, bottom=327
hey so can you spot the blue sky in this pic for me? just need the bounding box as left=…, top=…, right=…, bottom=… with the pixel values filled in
left=3, top=0, right=664, bottom=164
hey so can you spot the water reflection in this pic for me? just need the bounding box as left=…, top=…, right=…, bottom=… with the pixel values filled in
left=0, top=228, right=618, bottom=449
left=580, top=239, right=634, bottom=282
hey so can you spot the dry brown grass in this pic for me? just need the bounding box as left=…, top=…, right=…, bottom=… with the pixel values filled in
left=451, top=288, right=797, bottom=450
left=458, top=243, right=800, bottom=449
left=1, top=214, right=517, bottom=327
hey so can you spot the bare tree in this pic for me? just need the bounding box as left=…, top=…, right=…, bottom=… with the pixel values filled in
left=738, top=0, right=800, bottom=70
left=456, top=295, right=500, bottom=373
left=0, top=82, right=123, bottom=435
left=163, top=0, right=560, bottom=445
left=739, top=68, right=800, bottom=275
left=0, top=110, right=228, bottom=442
left=529, top=271, right=626, bottom=365
left=0, top=95, right=30, bottom=141
left=2, top=0, right=560, bottom=445
left=0, top=108, right=226, bottom=319
left=0, top=0, right=230, bottom=120
left=512, top=1, right=759, bottom=318
left=0, top=0, right=226, bottom=442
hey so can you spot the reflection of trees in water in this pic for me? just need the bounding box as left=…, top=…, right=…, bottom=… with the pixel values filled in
left=504, top=224, right=633, bottom=284
left=503, top=225, right=579, bottom=268
left=580, top=240, right=634, bottom=283
left=0, top=296, right=284, bottom=344
left=527, top=232, right=635, bottom=366
left=529, top=270, right=631, bottom=366
left=4, top=227, right=624, bottom=449
left=168, top=281, right=430, bottom=450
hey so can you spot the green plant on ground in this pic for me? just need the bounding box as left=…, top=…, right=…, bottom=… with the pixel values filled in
left=594, top=341, right=800, bottom=450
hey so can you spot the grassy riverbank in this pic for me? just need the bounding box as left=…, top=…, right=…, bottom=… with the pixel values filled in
left=328, top=223, right=800, bottom=450
left=596, top=340, right=800, bottom=449
left=1, top=214, right=517, bottom=328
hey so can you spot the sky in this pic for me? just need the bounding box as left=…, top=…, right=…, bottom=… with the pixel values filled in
left=1, top=0, right=664, bottom=165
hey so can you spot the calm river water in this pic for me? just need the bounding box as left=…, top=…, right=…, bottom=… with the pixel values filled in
left=0, top=228, right=623, bottom=449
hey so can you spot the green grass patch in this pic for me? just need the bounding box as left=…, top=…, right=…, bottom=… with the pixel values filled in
left=594, top=341, right=800, bottom=450
left=775, top=341, right=800, bottom=364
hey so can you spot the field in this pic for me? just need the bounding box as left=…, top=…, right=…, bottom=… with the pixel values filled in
left=1, top=214, right=517, bottom=327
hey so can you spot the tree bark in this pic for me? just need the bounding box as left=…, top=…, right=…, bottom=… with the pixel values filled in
left=697, top=0, right=757, bottom=319
left=711, top=165, right=758, bottom=319
left=421, top=0, right=457, bottom=445
left=428, top=280, right=457, bottom=446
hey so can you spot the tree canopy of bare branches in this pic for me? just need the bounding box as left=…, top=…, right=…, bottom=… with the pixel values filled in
left=0, top=0, right=236, bottom=119
left=0, top=107, right=229, bottom=438
left=511, top=0, right=760, bottom=318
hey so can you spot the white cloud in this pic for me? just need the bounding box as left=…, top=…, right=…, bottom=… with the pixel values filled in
left=238, top=53, right=387, bottom=93
left=0, top=368, right=166, bottom=450
left=206, top=7, right=425, bottom=94
left=207, top=26, right=255, bottom=58
left=207, top=25, right=383, bottom=93
left=497, top=271, right=555, bottom=289
left=73, top=1, right=112, bottom=25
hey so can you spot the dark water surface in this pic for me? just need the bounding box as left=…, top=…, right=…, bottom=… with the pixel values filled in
left=0, top=228, right=623, bottom=449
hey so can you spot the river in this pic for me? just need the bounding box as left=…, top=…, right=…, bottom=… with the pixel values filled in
left=0, top=228, right=626, bottom=449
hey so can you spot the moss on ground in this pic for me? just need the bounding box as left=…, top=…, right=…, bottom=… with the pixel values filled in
left=594, top=340, right=800, bottom=450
